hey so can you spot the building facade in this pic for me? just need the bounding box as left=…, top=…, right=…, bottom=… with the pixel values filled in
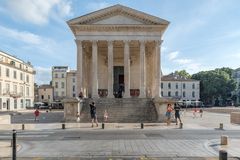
left=38, top=84, right=53, bottom=104
left=161, top=73, right=200, bottom=102
left=52, top=66, right=69, bottom=101
left=66, top=70, right=77, bottom=98
left=0, top=50, right=35, bottom=111
left=67, top=4, right=169, bottom=98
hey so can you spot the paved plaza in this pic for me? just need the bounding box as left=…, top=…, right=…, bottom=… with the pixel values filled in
left=0, top=110, right=240, bottom=159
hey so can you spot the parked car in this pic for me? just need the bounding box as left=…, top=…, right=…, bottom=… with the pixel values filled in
left=38, top=105, right=49, bottom=109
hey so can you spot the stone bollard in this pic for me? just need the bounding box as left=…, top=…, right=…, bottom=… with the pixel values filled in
left=219, top=123, right=223, bottom=130
left=141, top=123, right=144, bottom=129
left=102, top=123, right=104, bottom=129
left=22, top=124, right=25, bottom=130
left=221, top=135, right=228, bottom=145
left=62, top=123, right=65, bottom=129
left=219, top=150, right=227, bottom=160
left=179, top=122, right=183, bottom=129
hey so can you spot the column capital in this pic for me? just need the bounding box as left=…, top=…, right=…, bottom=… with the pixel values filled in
left=123, top=40, right=131, bottom=44
left=155, top=40, right=163, bottom=46
left=75, top=39, right=82, bottom=45
left=108, top=40, right=113, bottom=46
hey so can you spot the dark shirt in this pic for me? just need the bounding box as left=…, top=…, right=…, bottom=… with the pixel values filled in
left=174, top=106, right=181, bottom=115
left=90, top=104, right=96, bottom=114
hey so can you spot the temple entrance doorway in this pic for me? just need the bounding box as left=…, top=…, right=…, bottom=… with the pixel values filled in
left=113, top=66, right=124, bottom=98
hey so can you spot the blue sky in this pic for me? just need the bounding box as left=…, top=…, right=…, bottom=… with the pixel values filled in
left=0, top=0, right=240, bottom=85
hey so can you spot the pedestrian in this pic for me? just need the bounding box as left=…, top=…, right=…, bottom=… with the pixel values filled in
left=193, top=107, right=197, bottom=118
left=104, top=109, right=108, bottom=122
left=199, top=108, right=203, bottom=118
left=34, top=109, right=40, bottom=122
left=174, top=103, right=182, bottom=125
left=89, top=101, right=98, bottom=127
left=76, top=112, right=80, bottom=122
left=165, top=104, right=173, bottom=126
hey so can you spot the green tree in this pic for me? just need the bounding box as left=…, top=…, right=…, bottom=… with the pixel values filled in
left=192, top=69, right=236, bottom=105
left=174, top=70, right=191, bottom=79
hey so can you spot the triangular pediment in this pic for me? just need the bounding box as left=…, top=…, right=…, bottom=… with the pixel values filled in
left=67, top=4, right=169, bottom=25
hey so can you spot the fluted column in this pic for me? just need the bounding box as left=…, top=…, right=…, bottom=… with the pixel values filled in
left=76, top=40, right=83, bottom=95
left=107, top=41, right=114, bottom=98
left=92, top=41, right=98, bottom=98
left=154, top=40, right=162, bottom=97
left=139, top=40, right=146, bottom=98
left=124, top=40, right=130, bottom=98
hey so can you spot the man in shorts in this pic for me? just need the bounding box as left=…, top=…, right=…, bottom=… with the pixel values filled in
left=89, top=102, right=98, bottom=127
left=174, top=103, right=182, bottom=125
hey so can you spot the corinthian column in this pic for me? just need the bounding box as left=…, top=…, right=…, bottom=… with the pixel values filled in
left=107, top=41, right=114, bottom=98
left=75, top=40, right=83, bottom=95
left=124, top=40, right=130, bottom=98
left=154, top=40, right=162, bottom=97
left=139, top=40, right=146, bottom=98
left=92, top=41, right=98, bottom=98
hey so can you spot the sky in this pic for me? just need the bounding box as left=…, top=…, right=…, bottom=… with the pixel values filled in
left=0, top=0, right=240, bottom=85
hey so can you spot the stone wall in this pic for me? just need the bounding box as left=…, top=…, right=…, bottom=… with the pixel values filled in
left=230, top=112, right=240, bottom=124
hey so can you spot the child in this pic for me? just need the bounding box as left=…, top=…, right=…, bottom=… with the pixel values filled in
left=104, top=110, right=108, bottom=122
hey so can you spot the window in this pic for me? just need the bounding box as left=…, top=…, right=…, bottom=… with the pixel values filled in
left=61, top=82, right=64, bottom=89
left=14, top=85, right=17, bottom=93
left=161, top=91, right=163, bottom=96
left=6, top=83, right=10, bottom=93
left=13, top=71, right=17, bottom=79
left=192, top=91, right=195, bottom=98
left=183, top=91, right=186, bottom=97
left=20, top=86, right=23, bottom=95
left=55, top=74, right=58, bottom=78
left=168, top=83, right=171, bottom=89
left=55, top=82, right=58, bottom=88
left=0, top=82, right=1, bottom=95
left=41, top=95, right=44, bottom=100
left=183, top=83, right=186, bottom=89
left=55, top=91, right=58, bottom=97
left=6, top=68, right=9, bottom=77
left=175, top=91, right=178, bottom=97
left=14, top=99, right=17, bottom=109
left=20, top=73, right=23, bottom=80
left=73, top=93, right=76, bottom=97
left=161, top=83, right=163, bottom=89
left=176, top=83, right=178, bottom=89
left=26, top=75, right=29, bottom=83
left=26, top=87, right=29, bottom=96
left=48, top=95, right=50, bottom=99
left=192, top=83, right=195, bottom=89
left=168, top=91, right=171, bottom=97
left=73, top=78, right=75, bottom=83
left=20, top=99, right=23, bottom=108
left=61, top=74, right=64, bottom=78
left=73, top=85, right=75, bottom=92
left=61, top=91, right=64, bottom=96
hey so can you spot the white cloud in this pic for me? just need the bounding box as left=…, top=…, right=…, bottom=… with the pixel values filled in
left=5, top=0, right=72, bottom=25
left=0, top=25, right=42, bottom=45
left=173, top=58, right=192, bottom=65
left=86, top=2, right=111, bottom=11
left=35, top=66, right=51, bottom=85
left=168, top=51, right=179, bottom=60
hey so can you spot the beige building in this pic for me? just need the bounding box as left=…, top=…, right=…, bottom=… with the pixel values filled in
left=66, top=70, right=77, bottom=98
left=38, top=84, right=53, bottom=104
left=0, top=50, right=35, bottom=111
left=161, top=73, right=200, bottom=101
left=52, top=66, right=69, bottom=101
left=67, top=4, right=169, bottom=98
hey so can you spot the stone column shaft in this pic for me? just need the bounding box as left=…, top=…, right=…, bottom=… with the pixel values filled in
left=154, top=40, right=162, bottom=97
left=124, top=41, right=130, bottom=98
left=139, top=40, right=146, bottom=98
left=92, top=41, right=98, bottom=98
left=76, top=40, right=83, bottom=95
left=107, top=41, right=114, bottom=98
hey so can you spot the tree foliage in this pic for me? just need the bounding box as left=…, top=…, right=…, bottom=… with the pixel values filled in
left=192, top=68, right=236, bottom=105
left=174, top=70, right=191, bottom=79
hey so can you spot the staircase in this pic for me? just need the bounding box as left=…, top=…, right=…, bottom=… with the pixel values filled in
left=80, top=98, right=158, bottom=123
